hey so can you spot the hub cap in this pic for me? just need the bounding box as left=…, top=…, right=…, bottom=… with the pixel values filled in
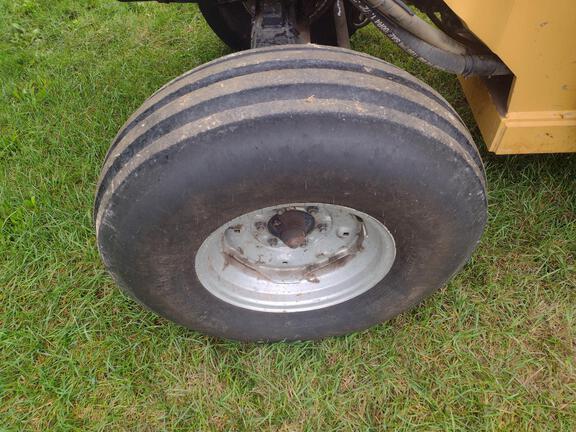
left=195, top=203, right=396, bottom=313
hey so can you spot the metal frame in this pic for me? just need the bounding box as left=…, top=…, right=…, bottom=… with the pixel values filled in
left=121, top=0, right=354, bottom=48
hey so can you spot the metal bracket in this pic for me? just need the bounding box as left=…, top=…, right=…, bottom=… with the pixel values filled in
left=251, top=0, right=310, bottom=48
left=333, top=0, right=351, bottom=48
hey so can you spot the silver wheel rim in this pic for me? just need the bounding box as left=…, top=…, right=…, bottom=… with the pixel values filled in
left=195, top=203, right=396, bottom=313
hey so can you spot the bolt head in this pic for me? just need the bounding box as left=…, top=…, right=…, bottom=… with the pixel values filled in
left=337, top=227, right=352, bottom=238
left=306, top=206, right=319, bottom=215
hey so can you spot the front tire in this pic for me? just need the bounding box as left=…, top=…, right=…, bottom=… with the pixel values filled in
left=95, top=45, right=486, bottom=341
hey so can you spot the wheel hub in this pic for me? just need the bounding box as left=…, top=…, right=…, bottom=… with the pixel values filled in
left=195, top=203, right=396, bottom=312
left=267, top=209, right=315, bottom=248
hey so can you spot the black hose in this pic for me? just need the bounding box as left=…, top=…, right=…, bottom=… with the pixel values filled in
left=349, top=0, right=511, bottom=76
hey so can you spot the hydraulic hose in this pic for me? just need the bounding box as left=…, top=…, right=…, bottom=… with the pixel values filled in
left=365, top=0, right=467, bottom=54
left=349, top=0, right=511, bottom=76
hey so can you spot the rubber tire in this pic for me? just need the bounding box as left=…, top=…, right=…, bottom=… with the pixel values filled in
left=198, top=0, right=359, bottom=50
left=95, top=45, right=487, bottom=342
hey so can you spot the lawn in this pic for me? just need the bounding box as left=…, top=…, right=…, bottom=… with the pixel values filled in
left=1, top=0, right=575, bottom=430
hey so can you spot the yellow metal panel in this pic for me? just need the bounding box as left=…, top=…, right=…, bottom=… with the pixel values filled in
left=459, top=76, right=576, bottom=154
left=445, top=0, right=576, bottom=153
left=458, top=76, right=504, bottom=151
left=496, top=122, right=576, bottom=155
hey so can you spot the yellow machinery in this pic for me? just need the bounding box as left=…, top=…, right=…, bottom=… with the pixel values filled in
left=448, top=0, right=576, bottom=154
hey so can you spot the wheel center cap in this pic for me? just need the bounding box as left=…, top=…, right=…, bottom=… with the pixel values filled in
left=268, top=210, right=315, bottom=248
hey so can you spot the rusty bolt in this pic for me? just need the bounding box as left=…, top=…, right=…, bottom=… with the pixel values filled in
left=317, top=223, right=327, bottom=232
left=268, top=237, right=278, bottom=247
left=254, top=221, right=266, bottom=231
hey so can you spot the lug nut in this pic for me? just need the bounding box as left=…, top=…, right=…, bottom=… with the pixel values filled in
left=268, top=237, right=278, bottom=247
left=306, top=206, right=319, bottom=215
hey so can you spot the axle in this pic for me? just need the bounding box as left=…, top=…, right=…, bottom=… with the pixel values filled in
left=119, top=0, right=353, bottom=48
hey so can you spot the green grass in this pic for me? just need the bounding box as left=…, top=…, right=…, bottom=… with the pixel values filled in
left=1, top=1, right=575, bottom=430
